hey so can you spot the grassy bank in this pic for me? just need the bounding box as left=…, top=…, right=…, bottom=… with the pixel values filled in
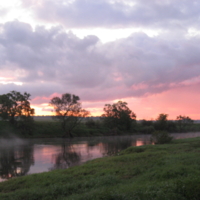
left=0, top=121, right=110, bottom=138
left=1, top=119, right=200, bottom=138
left=33, top=121, right=110, bottom=138
left=0, top=137, right=200, bottom=199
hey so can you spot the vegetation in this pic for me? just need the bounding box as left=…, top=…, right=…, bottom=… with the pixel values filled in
left=49, top=93, right=90, bottom=137
left=0, top=117, right=199, bottom=139
left=153, top=113, right=176, bottom=132
left=0, top=91, right=199, bottom=138
left=32, top=120, right=108, bottom=138
left=1, top=137, right=200, bottom=199
left=176, top=115, right=194, bottom=132
left=0, top=115, right=199, bottom=139
left=0, top=91, right=35, bottom=135
left=150, top=130, right=173, bottom=144
left=138, top=113, right=196, bottom=134
left=101, top=101, right=136, bottom=132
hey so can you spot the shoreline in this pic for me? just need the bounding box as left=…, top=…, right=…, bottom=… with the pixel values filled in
left=0, top=137, right=200, bottom=199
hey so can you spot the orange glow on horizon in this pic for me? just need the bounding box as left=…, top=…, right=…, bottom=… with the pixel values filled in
left=33, top=109, right=103, bottom=117
left=31, top=83, right=200, bottom=120
left=32, top=105, right=53, bottom=116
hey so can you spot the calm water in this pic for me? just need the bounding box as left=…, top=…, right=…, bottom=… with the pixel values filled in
left=0, top=132, right=200, bottom=182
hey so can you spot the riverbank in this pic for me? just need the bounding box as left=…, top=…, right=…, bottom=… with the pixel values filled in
left=0, top=137, right=200, bottom=200
left=1, top=120, right=200, bottom=138
left=0, top=121, right=110, bottom=138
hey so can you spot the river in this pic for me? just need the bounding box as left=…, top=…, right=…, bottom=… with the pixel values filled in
left=0, top=132, right=200, bottom=182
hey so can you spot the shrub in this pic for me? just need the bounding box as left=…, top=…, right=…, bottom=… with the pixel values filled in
left=85, top=119, right=97, bottom=128
left=139, top=126, right=155, bottom=134
left=150, top=131, right=173, bottom=144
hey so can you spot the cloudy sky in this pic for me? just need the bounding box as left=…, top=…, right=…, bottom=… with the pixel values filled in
left=1, top=0, right=200, bottom=119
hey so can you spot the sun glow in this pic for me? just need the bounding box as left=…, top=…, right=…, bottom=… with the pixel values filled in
left=32, top=105, right=53, bottom=116
left=0, top=77, right=23, bottom=85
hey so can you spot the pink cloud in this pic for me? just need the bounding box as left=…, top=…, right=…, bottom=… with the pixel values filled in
left=31, top=93, right=62, bottom=103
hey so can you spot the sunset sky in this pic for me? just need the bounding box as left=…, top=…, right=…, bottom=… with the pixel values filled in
left=0, top=0, right=200, bottom=120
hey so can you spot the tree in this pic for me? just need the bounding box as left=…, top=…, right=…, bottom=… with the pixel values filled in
left=176, top=115, right=193, bottom=132
left=49, top=93, right=89, bottom=138
left=101, top=101, right=136, bottom=132
left=0, top=91, right=35, bottom=134
left=154, top=113, right=176, bottom=132
left=154, top=113, right=169, bottom=131
left=85, top=118, right=97, bottom=128
left=141, top=119, right=153, bottom=127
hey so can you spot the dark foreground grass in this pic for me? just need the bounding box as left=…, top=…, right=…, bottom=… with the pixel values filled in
left=1, top=137, right=200, bottom=200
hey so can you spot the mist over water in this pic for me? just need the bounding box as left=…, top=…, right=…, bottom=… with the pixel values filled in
left=0, top=136, right=33, bottom=182
left=0, top=137, right=26, bottom=148
left=0, top=133, right=200, bottom=182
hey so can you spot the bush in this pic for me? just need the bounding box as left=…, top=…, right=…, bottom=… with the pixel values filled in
left=138, top=125, right=155, bottom=134
left=150, top=131, right=173, bottom=144
left=85, top=119, right=97, bottom=128
left=141, top=119, right=153, bottom=126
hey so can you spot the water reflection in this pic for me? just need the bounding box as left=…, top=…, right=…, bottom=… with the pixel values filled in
left=93, top=137, right=150, bottom=156
left=99, top=138, right=133, bottom=156
left=0, top=139, right=34, bottom=181
left=50, top=136, right=152, bottom=171
left=0, top=133, right=200, bottom=181
left=51, top=143, right=81, bottom=170
left=0, top=135, right=157, bottom=182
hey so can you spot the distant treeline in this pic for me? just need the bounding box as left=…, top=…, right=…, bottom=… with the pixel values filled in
left=0, top=91, right=199, bottom=138
left=35, top=115, right=200, bottom=124
left=0, top=115, right=199, bottom=138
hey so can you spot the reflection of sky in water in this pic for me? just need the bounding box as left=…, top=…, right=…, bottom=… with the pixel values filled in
left=28, top=143, right=104, bottom=174
left=1, top=133, right=200, bottom=182
left=27, top=135, right=163, bottom=174
left=136, top=140, right=144, bottom=146
left=28, top=145, right=61, bottom=174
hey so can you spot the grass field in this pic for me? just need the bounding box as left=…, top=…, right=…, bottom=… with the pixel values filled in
left=0, top=137, right=200, bottom=200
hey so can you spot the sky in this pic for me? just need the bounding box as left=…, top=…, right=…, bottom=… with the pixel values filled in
left=1, top=0, right=200, bottom=120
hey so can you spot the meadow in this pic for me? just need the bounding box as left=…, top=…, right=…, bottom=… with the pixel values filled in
left=0, top=137, right=200, bottom=200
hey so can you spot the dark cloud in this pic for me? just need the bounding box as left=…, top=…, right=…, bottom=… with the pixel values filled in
left=21, top=0, right=200, bottom=29
left=1, top=21, right=200, bottom=103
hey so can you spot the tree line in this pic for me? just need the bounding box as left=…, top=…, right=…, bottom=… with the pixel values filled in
left=0, top=90, right=196, bottom=138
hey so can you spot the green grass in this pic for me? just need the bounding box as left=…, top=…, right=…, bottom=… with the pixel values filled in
left=1, top=137, right=200, bottom=199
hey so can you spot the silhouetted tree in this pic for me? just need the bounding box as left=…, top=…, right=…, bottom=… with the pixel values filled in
left=138, top=119, right=155, bottom=134
left=0, top=91, right=35, bottom=134
left=154, top=113, right=176, bottom=132
left=154, top=113, right=168, bottom=131
left=101, top=101, right=136, bottom=132
left=141, top=120, right=153, bottom=127
left=176, top=115, right=193, bottom=132
left=50, top=93, right=89, bottom=138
